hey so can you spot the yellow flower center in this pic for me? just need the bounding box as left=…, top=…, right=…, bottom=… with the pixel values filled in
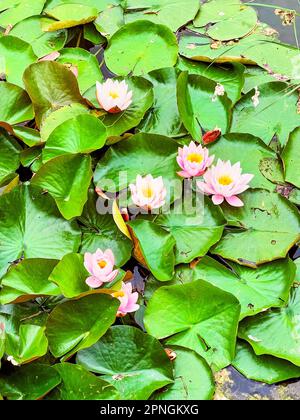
left=98, top=260, right=107, bottom=269
left=187, top=153, right=203, bottom=164
left=109, top=91, right=119, bottom=99
left=112, top=291, right=125, bottom=298
left=218, top=175, right=233, bottom=186
left=142, top=185, right=154, bottom=198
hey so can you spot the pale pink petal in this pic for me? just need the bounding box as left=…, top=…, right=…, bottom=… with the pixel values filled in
left=225, top=195, right=244, bottom=207
left=212, top=194, right=224, bottom=205
left=86, top=276, right=103, bottom=288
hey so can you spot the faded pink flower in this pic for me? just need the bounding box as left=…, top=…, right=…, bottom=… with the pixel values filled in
left=197, top=159, right=254, bottom=207
left=130, top=174, right=166, bottom=211
left=96, top=79, right=133, bottom=113
left=114, top=282, right=140, bottom=317
left=212, top=83, right=225, bottom=102
left=177, top=141, right=214, bottom=178
left=39, top=51, right=61, bottom=62
left=84, top=249, right=119, bottom=288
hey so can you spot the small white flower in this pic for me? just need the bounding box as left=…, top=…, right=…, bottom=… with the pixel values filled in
left=212, top=83, right=225, bottom=102
left=251, top=86, right=260, bottom=108
left=96, top=79, right=133, bottom=114
left=7, top=355, right=20, bottom=366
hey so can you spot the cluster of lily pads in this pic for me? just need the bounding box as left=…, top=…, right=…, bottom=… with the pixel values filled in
left=0, top=0, right=300, bottom=401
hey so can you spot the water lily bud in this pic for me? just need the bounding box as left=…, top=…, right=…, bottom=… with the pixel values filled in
left=177, top=141, right=214, bottom=178
left=84, top=249, right=119, bottom=288
left=197, top=159, right=254, bottom=207
left=96, top=79, right=133, bottom=113
left=203, top=128, right=222, bottom=145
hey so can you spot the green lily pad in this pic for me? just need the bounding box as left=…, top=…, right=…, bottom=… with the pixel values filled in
left=0, top=259, right=59, bottom=305
left=23, top=61, right=87, bottom=127
left=155, top=196, right=225, bottom=264
left=46, top=294, right=119, bottom=359
left=44, top=4, right=98, bottom=31
left=153, top=346, right=215, bottom=400
left=239, top=285, right=300, bottom=366
left=0, top=185, right=80, bottom=278
left=10, top=16, right=67, bottom=58
left=177, top=57, right=245, bottom=104
left=0, top=363, right=61, bottom=400
left=5, top=324, right=48, bottom=365
left=79, top=191, right=132, bottom=267
left=53, top=363, right=120, bottom=400
left=57, top=48, right=103, bottom=93
left=144, top=280, right=241, bottom=370
left=44, top=0, right=111, bottom=12
left=0, top=82, right=33, bottom=125
left=138, top=67, right=186, bottom=137
left=282, top=127, right=300, bottom=188
left=42, top=114, right=107, bottom=162
left=207, top=133, right=283, bottom=191
left=94, top=4, right=124, bottom=38
left=212, top=189, right=300, bottom=266
left=232, top=82, right=300, bottom=147
left=0, top=0, right=46, bottom=27
left=94, top=132, right=180, bottom=192
left=0, top=129, right=21, bottom=187
left=0, top=36, right=37, bottom=88
left=77, top=325, right=173, bottom=400
left=105, top=21, right=178, bottom=76
left=32, top=154, right=93, bottom=220
left=177, top=71, right=231, bottom=140
left=128, top=219, right=176, bottom=281
left=194, top=0, right=258, bottom=41
left=124, top=0, right=200, bottom=32
left=233, top=340, right=300, bottom=385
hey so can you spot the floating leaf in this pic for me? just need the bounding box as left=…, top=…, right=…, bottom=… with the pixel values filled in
left=0, top=129, right=21, bottom=187
left=105, top=21, right=178, bottom=76
left=212, top=189, right=300, bottom=266
left=145, top=280, right=241, bottom=370
left=0, top=82, right=33, bottom=125
left=0, top=185, right=81, bottom=277
left=233, top=340, right=300, bottom=385
left=239, top=285, right=300, bottom=366
left=44, top=4, right=98, bottom=31
left=32, top=154, right=93, bottom=220
left=153, top=347, right=215, bottom=400
left=282, top=127, right=300, bottom=188
left=46, top=294, right=119, bottom=358
left=0, top=0, right=46, bottom=27
left=0, top=259, right=59, bottom=305
left=77, top=325, right=173, bottom=400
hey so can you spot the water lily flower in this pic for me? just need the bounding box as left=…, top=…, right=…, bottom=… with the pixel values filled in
left=114, top=282, right=140, bottom=317
left=39, top=51, right=61, bottom=62
left=96, top=79, right=133, bottom=113
left=129, top=174, right=166, bottom=211
left=203, top=128, right=221, bottom=145
left=197, top=159, right=254, bottom=207
left=84, top=249, right=119, bottom=288
left=177, top=141, right=214, bottom=178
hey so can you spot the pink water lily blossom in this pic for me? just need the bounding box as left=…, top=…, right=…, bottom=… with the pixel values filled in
left=177, top=141, right=214, bottom=178
left=114, top=282, right=140, bottom=317
left=197, top=159, right=254, bottom=207
left=96, top=79, right=133, bottom=113
left=129, top=174, right=167, bottom=211
left=39, top=51, right=61, bottom=62
left=84, top=249, right=119, bottom=288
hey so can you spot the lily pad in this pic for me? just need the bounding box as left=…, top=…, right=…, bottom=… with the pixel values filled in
left=212, top=189, right=300, bottom=266
left=44, top=4, right=98, bottom=31
left=144, top=280, right=241, bottom=370
left=0, top=364, right=61, bottom=400
left=94, top=4, right=124, bottom=38
left=239, top=285, right=300, bottom=367
left=153, top=347, right=215, bottom=400
left=282, top=127, right=300, bottom=188
left=42, top=114, right=107, bottom=162
left=23, top=61, right=87, bottom=127
left=0, top=82, right=33, bottom=125
left=124, top=0, right=200, bottom=32
left=0, top=259, right=59, bottom=305
left=32, top=154, right=93, bottom=220
left=0, top=0, right=46, bottom=27
left=233, top=340, right=300, bottom=385
left=46, top=294, right=119, bottom=359
left=53, top=363, right=120, bottom=400
left=177, top=71, right=231, bottom=140
left=105, top=21, right=178, bottom=76
left=0, top=129, right=22, bottom=187
left=77, top=325, right=173, bottom=400
left=0, top=185, right=81, bottom=278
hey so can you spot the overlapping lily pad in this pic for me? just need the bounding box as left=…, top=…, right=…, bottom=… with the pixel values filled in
left=282, top=128, right=300, bottom=188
